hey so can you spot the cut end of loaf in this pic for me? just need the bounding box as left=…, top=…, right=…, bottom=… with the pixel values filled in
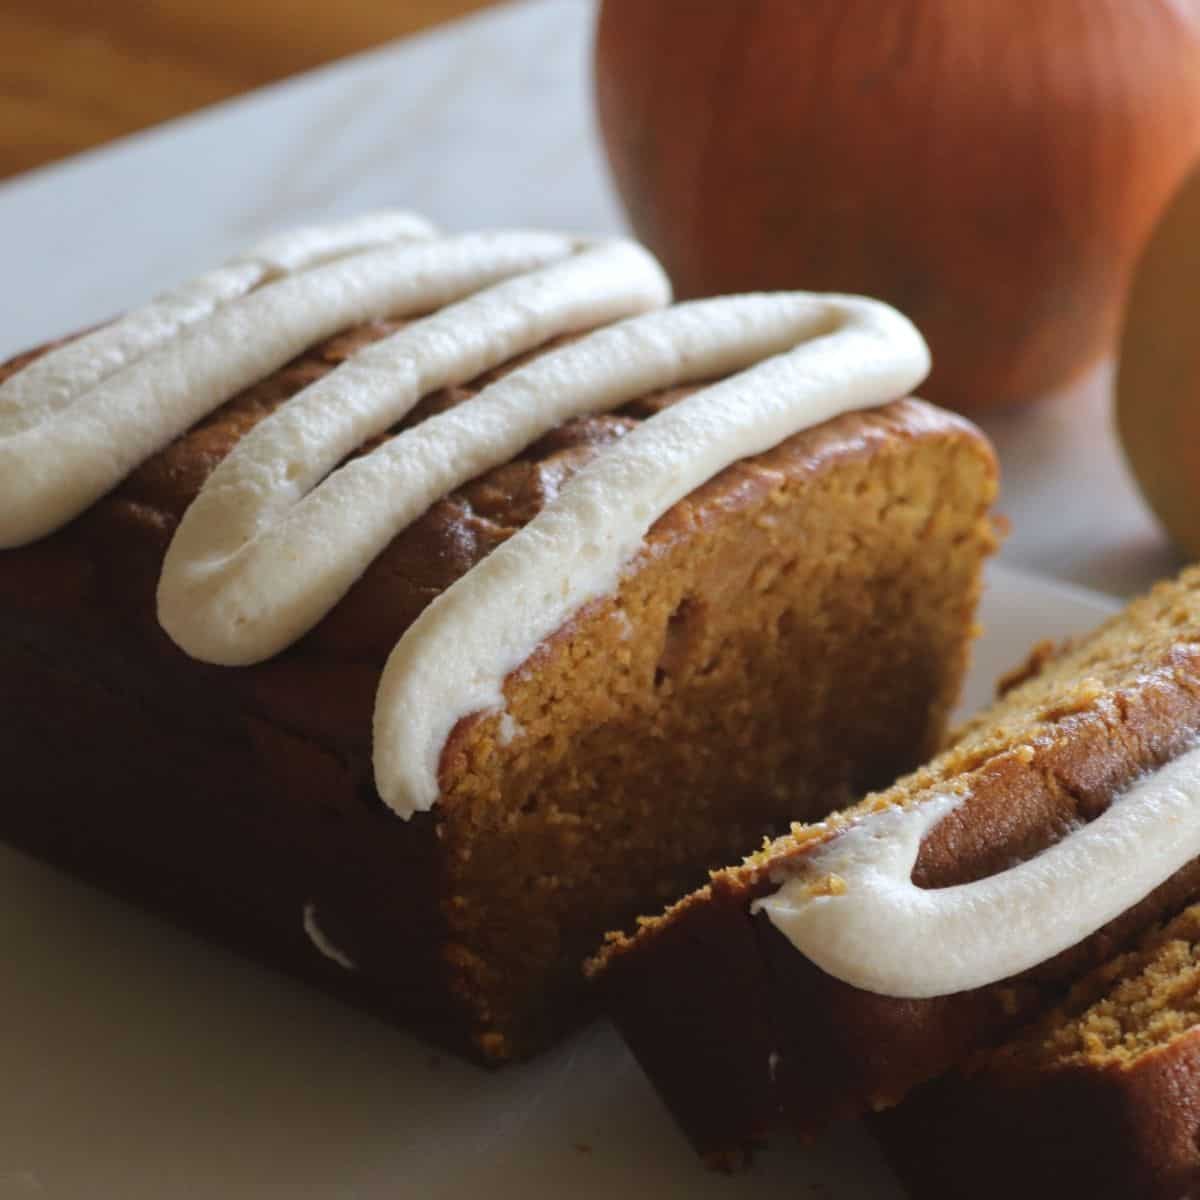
left=590, top=562, right=1200, bottom=1156
left=433, top=396, right=998, bottom=1059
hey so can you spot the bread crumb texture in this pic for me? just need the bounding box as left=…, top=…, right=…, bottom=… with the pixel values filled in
left=994, top=903, right=1200, bottom=1073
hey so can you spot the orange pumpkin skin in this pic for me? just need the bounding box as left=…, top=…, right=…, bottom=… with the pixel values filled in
left=595, top=0, right=1200, bottom=412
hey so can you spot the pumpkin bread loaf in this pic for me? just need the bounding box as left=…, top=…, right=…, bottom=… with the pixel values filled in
left=0, top=218, right=997, bottom=1064
left=879, top=899, right=1200, bottom=1199
left=588, top=565, right=1200, bottom=1163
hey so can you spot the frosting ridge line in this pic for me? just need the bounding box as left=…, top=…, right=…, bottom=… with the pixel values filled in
left=0, top=209, right=435, bottom=436
left=0, top=230, right=574, bottom=549
left=158, top=239, right=671, bottom=664
left=373, top=292, right=930, bottom=816
left=755, top=743, right=1200, bottom=997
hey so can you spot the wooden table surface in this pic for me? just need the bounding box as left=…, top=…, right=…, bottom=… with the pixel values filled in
left=1, top=0, right=497, bottom=180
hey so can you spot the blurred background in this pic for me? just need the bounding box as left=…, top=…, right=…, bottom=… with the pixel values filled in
left=2, top=0, right=496, bottom=178
left=3, top=0, right=1200, bottom=597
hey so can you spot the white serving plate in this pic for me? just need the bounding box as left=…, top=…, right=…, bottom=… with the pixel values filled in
left=0, top=562, right=1118, bottom=1199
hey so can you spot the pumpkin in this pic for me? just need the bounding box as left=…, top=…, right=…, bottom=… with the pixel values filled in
left=595, top=0, right=1200, bottom=411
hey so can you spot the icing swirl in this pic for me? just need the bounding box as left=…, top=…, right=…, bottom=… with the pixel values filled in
left=157, top=237, right=670, bottom=663
left=0, top=211, right=437, bottom=546
left=0, top=214, right=933, bottom=824
left=754, top=744, right=1200, bottom=997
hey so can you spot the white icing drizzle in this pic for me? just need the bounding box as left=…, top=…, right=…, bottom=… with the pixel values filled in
left=374, top=294, right=929, bottom=816
left=1, top=217, right=933, bottom=827
left=0, top=211, right=434, bottom=438
left=0, top=225, right=581, bottom=549
left=157, top=239, right=670, bottom=664
left=301, top=901, right=357, bottom=971
left=755, top=743, right=1200, bottom=998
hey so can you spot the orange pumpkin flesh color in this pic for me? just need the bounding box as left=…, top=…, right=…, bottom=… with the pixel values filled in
left=595, top=0, right=1200, bottom=413
left=1117, top=162, right=1200, bottom=560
